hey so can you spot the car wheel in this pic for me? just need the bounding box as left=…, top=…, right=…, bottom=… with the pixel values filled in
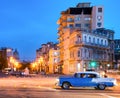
left=98, top=84, right=106, bottom=90
left=62, top=82, right=70, bottom=89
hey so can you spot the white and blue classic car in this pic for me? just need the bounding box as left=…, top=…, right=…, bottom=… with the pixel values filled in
left=56, top=72, right=117, bottom=90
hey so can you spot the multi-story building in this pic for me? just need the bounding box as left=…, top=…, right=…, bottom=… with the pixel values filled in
left=36, top=42, right=58, bottom=73
left=114, top=39, right=120, bottom=69
left=0, top=47, right=13, bottom=69
left=57, top=3, right=114, bottom=74
left=48, top=48, right=60, bottom=74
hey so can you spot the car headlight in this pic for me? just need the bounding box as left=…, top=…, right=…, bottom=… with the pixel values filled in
left=113, top=80, right=118, bottom=86
left=56, top=78, right=59, bottom=82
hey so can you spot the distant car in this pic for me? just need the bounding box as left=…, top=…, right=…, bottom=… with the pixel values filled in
left=10, top=71, right=23, bottom=77
left=2, top=68, right=12, bottom=74
left=55, top=72, right=117, bottom=90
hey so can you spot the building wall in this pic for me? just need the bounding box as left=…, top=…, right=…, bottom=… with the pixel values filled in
left=92, top=6, right=104, bottom=29
left=57, top=3, right=114, bottom=74
left=49, top=49, right=60, bottom=73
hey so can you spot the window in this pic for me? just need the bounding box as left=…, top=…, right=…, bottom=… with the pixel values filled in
left=97, top=22, right=102, bottom=27
left=88, top=74, right=97, bottom=78
left=97, top=38, right=99, bottom=44
left=75, top=24, right=81, bottom=27
left=75, top=17, right=81, bottom=21
left=84, top=24, right=90, bottom=28
left=101, top=39, right=103, bottom=45
left=84, top=36, right=87, bottom=42
left=105, top=40, right=106, bottom=45
left=80, top=73, right=87, bottom=78
left=67, top=18, right=74, bottom=22
left=84, top=17, right=91, bottom=21
left=89, top=37, right=91, bottom=43
left=68, top=24, right=73, bottom=28
left=78, top=50, right=80, bottom=57
left=93, top=37, right=95, bottom=43
left=98, top=8, right=102, bottom=13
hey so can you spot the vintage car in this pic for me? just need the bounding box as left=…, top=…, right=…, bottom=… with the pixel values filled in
left=55, top=72, right=117, bottom=90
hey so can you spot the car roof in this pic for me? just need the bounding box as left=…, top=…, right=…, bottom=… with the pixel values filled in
left=75, top=71, right=100, bottom=75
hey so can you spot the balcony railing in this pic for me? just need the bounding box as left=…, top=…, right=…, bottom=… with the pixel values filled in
left=70, top=41, right=109, bottom=49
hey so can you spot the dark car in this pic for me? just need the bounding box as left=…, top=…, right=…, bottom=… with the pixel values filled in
left=10, top=71, right=23, bottom=77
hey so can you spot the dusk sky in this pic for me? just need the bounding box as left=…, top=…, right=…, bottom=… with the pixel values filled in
left=0, top=0, right=120, bottom=61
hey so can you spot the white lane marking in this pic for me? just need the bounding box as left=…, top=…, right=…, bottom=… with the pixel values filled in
left=100, top=93, right=117, bottom=98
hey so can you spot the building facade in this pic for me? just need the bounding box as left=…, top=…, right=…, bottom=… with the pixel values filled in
left=48, top=48, right=60, bottom=74
left=36, top=42, right=58, bottom=73
left=114, top=39, right=120, bottom=69
left=0, top=47, right=13, bottom=69
left=57, top=3, right=114, bottom=74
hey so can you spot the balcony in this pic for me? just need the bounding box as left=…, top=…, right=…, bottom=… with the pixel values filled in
left=70, top=41, right=109, bottom=49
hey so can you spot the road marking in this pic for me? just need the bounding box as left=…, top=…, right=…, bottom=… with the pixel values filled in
left=100, top=93, right=116, bottom=98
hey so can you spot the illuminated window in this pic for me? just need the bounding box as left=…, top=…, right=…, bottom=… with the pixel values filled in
left=84, top=17, right=91, bottom=21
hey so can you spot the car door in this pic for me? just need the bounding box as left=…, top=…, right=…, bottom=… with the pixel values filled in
left=74, top=73, right=90, bottom=87
left=86, top=73, right=98, bottom=87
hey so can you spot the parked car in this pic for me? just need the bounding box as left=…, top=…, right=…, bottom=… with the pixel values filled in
left=2, top=68, right=12, bottom=74
left=55, top=71, right=117, bottom=90
left=10, top=71, right=24, bottom=77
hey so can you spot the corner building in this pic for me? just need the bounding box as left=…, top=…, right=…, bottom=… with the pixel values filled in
left=57, top=3, right=114, bottom=74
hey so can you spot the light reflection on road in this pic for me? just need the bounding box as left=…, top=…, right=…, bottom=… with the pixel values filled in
left=0, top=76, right=120, bottom=98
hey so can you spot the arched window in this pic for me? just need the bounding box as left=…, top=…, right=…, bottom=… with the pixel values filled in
left=101, top=39, right=103, bottom=45
left=89, top=37, right=91, bottom=43
left=78, top=50, right=80, bottom=57
left=84, top=36, right=87, bottom=42
left=93, top=37, right=95, bottom=44
left=97, top=38, right=99, bottom=44
left=77, top=36, right=81, bottom=43
left=105, top=40, right=106, bottom=45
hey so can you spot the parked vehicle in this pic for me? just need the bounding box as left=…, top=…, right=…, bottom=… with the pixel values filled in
left=55, top=71, right=117, bottom=90
left=2, top=68, right=12, bottom=74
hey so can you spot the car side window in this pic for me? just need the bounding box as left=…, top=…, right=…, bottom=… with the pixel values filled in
left=74, top=73, right=81, bottom=78
left=87, top=74, right=97, bottom=78
left=80, top=73, right=87, bottom=78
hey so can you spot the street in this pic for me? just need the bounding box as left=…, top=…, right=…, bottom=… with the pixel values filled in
left=0, top=75, right=120, bottom=98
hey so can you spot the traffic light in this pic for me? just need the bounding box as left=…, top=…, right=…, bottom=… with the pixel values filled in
left=90, top=61, right=97, bottom=68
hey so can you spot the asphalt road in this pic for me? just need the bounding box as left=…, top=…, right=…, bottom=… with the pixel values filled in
left=0, top=74, right=120, bottom=98
left=0, top=87, right=120, bottom=98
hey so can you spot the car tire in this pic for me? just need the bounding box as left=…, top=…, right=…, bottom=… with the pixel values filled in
left=98, top=84, right=106, bottom=90
left=62, top=82, right=70, bottom=89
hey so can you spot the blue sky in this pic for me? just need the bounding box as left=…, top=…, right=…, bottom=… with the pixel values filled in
left=0, top=0, right=120, bottom=61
